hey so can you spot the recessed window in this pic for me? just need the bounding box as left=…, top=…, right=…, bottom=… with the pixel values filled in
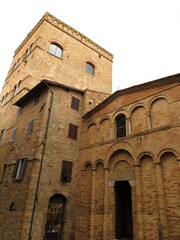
left=27, top=119, right=35, bottom=134
left=10, top=128, right=17, bottom=142
left=34, top=94, right=40, bottom=105
left=116, top=114, right=126, bottom=138
left=9, top=202, right=16, bottom=211
left=0, top=129, right=5, bottom=144
left=13, top=157, right=28, bottom=180
left=17, top=107, right=22, bottom=116
left=71, top=96, right=80, bottom=111
left=0, top=163, right=7, bottom=181
left=60, top=160, right=73, bottom=182
left=68, top=123, right=78, bottom=140
left=1, top=95, right=6, bottom=106
left=49, top=43, right=63, bottom=58
left=86, top=62, right=94, bottom=75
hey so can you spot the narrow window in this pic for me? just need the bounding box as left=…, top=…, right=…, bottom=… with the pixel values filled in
left=34, top=94, right=40, bottom=105
left=27, top=119, right=35, bottom=134
left=13, top=157, right=28, bottom=180
left=68, top=123, right=78, bottom=140
left=10, top=128, right=17, bottom=142
left=71, top=96, right=80, bottom=111
left=0, top=129, right=5, bottom=144
left=86, top=62, right=94, bottom=75
left=9, top=202, right=16, bottom=211
left=2, top=96, right=6, bottom=106
left=49, top=43, right=63, bottom=58
left=17, top=107, right=22, bottom=116
left=116, top=114, right=126, bottom=138
left=0, top=163, right=7, bottom=181
left=60, top=160, right=73, bottom=182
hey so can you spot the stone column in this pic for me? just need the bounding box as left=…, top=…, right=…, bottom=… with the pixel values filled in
left=146, top=111, right=151, bottom=130
left=103, top=167, right=109, bottom=240
left=155, top=162, right=169, bottom=239
left=90, top=168, right=96, bottom=240
left=126, top=117, right=131, bottom=135
left=134, top=164, right=144, bottom=240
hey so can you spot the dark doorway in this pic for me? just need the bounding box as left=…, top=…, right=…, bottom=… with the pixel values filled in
left=44, top=194, right=66, bottom=240
left=115, top=181, right=133, bottom=239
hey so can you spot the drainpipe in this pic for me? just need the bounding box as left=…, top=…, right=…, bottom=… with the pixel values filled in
left=28, top=83, right=53, bottom=240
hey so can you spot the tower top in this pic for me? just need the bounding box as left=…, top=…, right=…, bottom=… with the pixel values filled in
left=15, top=12, right=113, bottom=61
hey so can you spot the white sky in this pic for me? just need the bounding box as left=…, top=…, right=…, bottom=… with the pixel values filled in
left=0, top=0, right=179, bottom=93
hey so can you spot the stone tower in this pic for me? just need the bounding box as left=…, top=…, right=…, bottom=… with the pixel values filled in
left=0, top=12, right=113, bottom=240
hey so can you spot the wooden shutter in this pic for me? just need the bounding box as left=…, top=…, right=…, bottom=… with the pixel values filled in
left=68, top=123, right=78, bottom=140
left=19, top=157, right=28, bottom=179
left=60, top=160, right=73, bottom=182
left=71, top=96, right=80, bottom=111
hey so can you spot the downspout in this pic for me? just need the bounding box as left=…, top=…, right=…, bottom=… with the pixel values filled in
left=28, top=83, right=53, bottom=240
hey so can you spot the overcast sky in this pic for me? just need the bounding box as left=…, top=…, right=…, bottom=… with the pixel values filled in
left=0, top=0, right=179, bottom=93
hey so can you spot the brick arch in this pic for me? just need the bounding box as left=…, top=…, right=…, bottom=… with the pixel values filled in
left=130, top=104, right=148, bottom=134
left=94, top=159, right=104, bottom=169
left=157, top=148, right=179, bottom=163
left=99, top=117, right=110, bottom=142
left=149, top=96, right=171, bottom=128
left=137, top=152, right=155, bottom=165
left=82, top=161, right=93, bottom=170
left=112, top=109, right=129, bottom=123
left=105, top=141, right=136, bottom=168
left=87, top=122, right=97, bottom=145
left=148, top=94, right=171, bottom=109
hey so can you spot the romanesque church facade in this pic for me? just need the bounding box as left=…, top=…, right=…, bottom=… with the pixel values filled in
left=0, top=12, right=179, bottom=240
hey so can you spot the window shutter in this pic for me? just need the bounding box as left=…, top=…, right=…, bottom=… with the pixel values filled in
left=19, top=158, right=28, bottom=179
left=71, top=97, right=80, bottom=111
left=60, top=160, right=73, bottom=182
left=68, top=123, right=78, bottom=140
left=13, top=159, right=20, bottom=179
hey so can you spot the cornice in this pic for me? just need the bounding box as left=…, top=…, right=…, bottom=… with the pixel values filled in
left=14, top=12, right=113, bottom=61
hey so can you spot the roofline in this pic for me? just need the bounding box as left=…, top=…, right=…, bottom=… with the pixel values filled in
left=14, top=79, right=85, bottom=106
left=83, top=73, right=180, bottom=119
left=14, top=12, right=113, bottom=61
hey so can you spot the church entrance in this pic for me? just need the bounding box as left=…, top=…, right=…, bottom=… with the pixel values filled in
left=115, top=181, right=133, bottom=239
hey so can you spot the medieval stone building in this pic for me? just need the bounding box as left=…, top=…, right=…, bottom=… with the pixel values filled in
left=0, top=12, right=179, bottom=240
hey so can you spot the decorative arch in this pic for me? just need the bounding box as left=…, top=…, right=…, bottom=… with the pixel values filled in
left=99, top=117, right=110, bottom=142
left=94, top=159, right=104, bottom=169
left=137, top=152, right=155, bottom=165
left=87, top=122, right=97, bottom=145
left=82, top=161, right=93, bottom=170
left=149, top=96, right=171, bottom=128
left=105, top=141, right=136, bottom=168
left=157, top=148, right=179, bottom=163
left=130, top=104, right=148, bottom=134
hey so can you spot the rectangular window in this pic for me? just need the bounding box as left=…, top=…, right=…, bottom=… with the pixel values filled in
left=0, top=163, right=7, bottom=181
left=17, top=107, right=22, bottom=116
left=0, top=129, right=5, bottom=144
left=60, top=160, right=73, bottom=182
left=13, top=157, right=28, bottom=180
left=71, top=96, right=80, bottom=111
left=27, top=119, right=34, bottom=134
left=68, top=123, right=78, bottom=140
left=10, top=128, right=17, bottom=142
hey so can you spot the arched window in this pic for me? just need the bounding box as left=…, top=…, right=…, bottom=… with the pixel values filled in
left=45, top=194, right=66, bottom=240
left=49, top=43, right=63, bottom=58
left=86, top=62, right=94, bottom=75
left=9, top=202, right=16, bottom=211
left=116, top=114, right=126, bottom=138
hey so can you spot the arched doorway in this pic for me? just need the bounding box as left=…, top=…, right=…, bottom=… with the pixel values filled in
left=115, top=181, right=133, bottom=239
left=44, top=194, right=66, bottom=240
